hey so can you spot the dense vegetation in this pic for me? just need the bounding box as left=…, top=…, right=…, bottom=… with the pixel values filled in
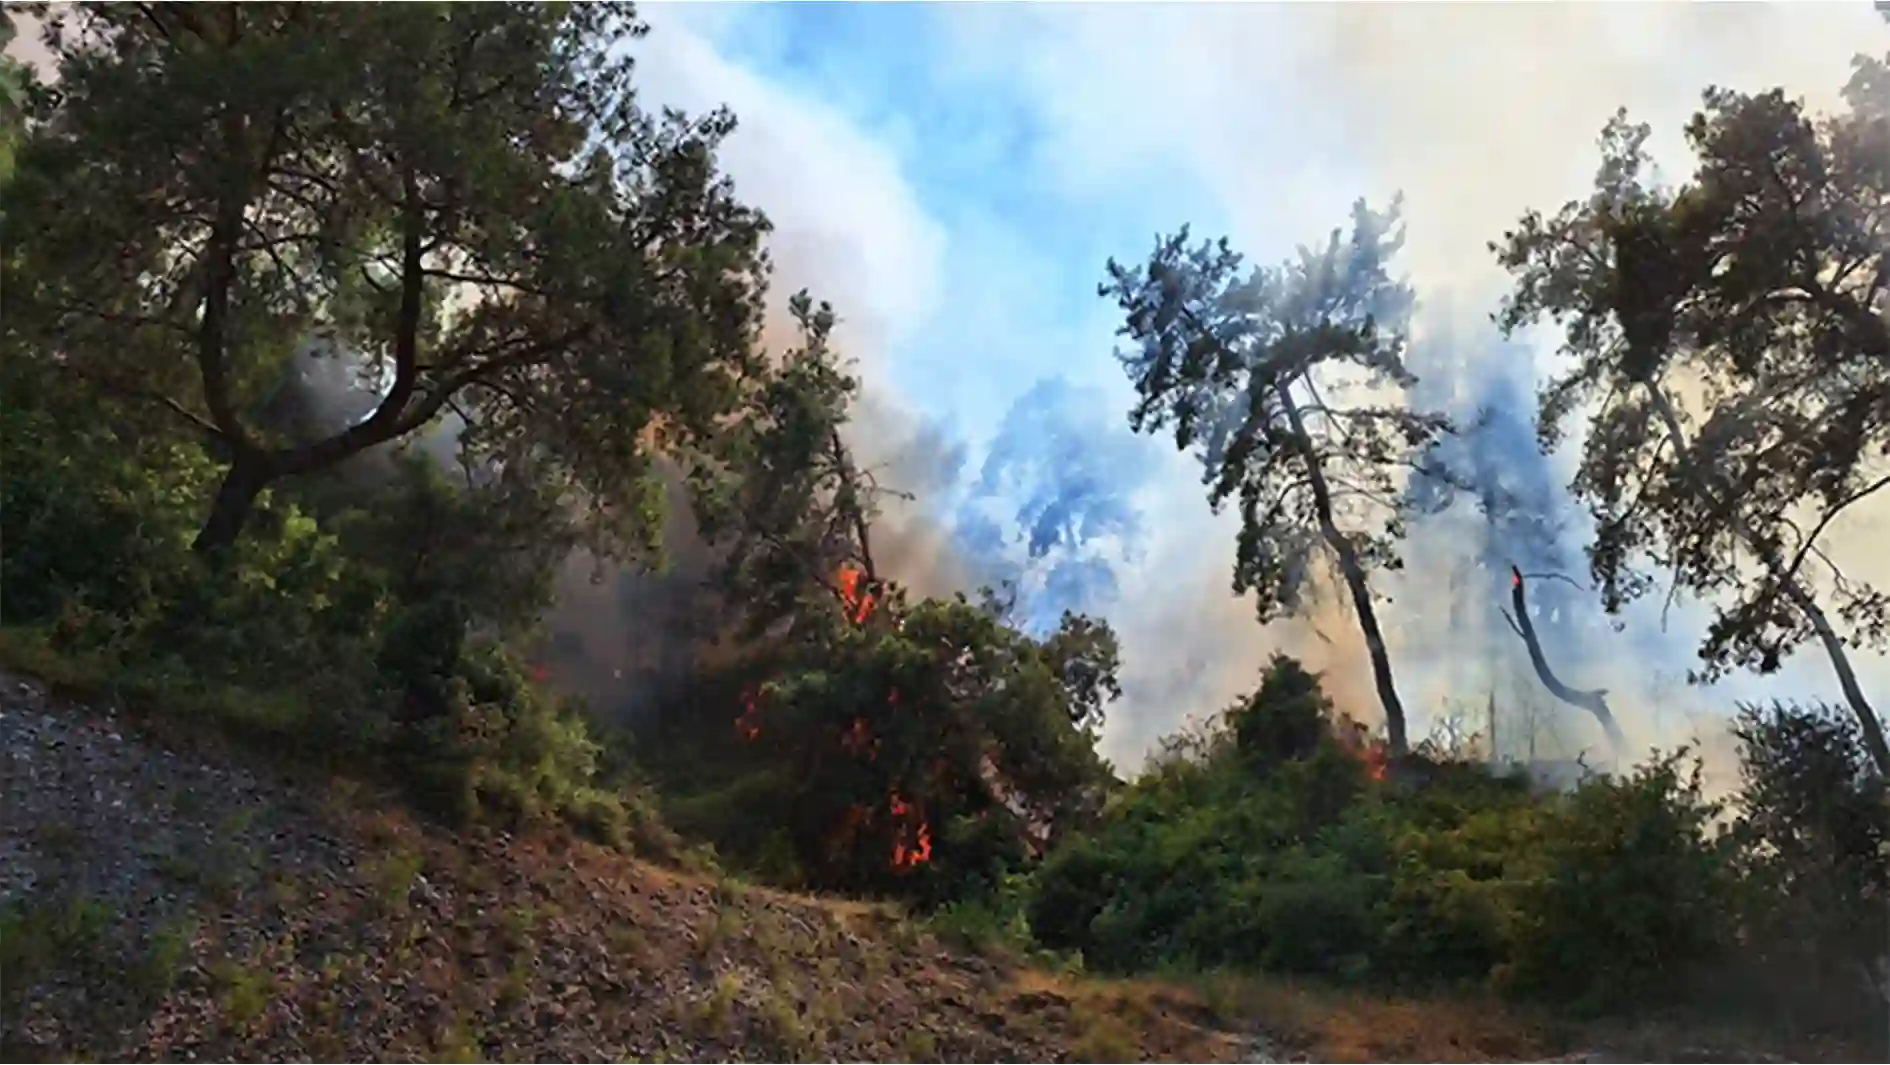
left=2, top=3, right=1885, bottom=1052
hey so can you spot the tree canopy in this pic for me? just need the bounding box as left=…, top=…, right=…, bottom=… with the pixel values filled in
left=1099, top=200, right=1451, bottom=755
left=1494, top=59, right=1890, bottom=775
left=3, top=1, right=771, bottom=557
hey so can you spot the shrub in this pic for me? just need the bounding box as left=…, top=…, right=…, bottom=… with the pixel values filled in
left=1728, top=701, right=1889, bottom=1028
left=1499, top=752, right=1734, bottom=1010
left=1028, top=657, right=1753, bottom=1012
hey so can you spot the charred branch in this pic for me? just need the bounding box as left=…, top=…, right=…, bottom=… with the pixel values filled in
left=1502, top=564, right=1629, bottom=758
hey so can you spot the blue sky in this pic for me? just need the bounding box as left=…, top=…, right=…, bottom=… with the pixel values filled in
left=657, top=2, right=1231, bottom=443
left=627, top=2, right=1890, bottom=770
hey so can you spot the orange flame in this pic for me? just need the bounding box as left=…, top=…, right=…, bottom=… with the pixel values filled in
left=888, top=791, right=933, bottom=870
left=1337, top=718, right=1390, bottom=782
left=838, top=564, right=876, bottom=625
left=1364, top=742, right=1389, bottom=782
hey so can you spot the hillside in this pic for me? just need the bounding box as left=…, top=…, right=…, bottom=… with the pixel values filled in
left=0, top=667, right=1312, bottom=1063
left=4, top=667, right=1857, bottom=1065
left=0, top=668, right=1255, bottom=1063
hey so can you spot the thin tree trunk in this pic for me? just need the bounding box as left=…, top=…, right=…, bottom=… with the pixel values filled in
left=191, top=452, right=272, bottom=556
left=1644, top=386, right=1890, bottom=777
left=1277, top=382, right=1410, bottom=756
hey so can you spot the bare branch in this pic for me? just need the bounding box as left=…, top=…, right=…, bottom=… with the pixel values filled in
left=1505, top=564, right=1628, bottom=758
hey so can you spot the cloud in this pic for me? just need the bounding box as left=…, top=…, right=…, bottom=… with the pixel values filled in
left=631, top=7, right=949, bottom=365
left=949, top=4, right=1882, bottom=319
left=915, top=3, right=1890, bottom=764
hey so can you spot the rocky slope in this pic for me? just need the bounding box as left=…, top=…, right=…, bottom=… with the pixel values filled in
left=1, top=669, right=1288, bottom=1063
left=3, top=668, right=1836, bottom=1064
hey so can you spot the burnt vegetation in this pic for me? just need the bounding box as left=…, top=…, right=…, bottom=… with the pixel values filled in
left=1, top=4, right=1886, bottom=1061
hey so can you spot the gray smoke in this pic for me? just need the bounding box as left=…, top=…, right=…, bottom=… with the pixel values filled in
left=949, top=375, right=1154, bottom=634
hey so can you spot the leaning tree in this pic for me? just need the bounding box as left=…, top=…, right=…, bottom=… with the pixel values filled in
left=1099, top=199, right=1451, bottom=756
left=2, top=1, right=771, bottom=559
left=1494, top=58, right=1890, bottom=775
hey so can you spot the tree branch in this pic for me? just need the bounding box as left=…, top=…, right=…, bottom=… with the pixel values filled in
left=1505, top=564, right=1628, bottom=757
left=63, top=365, right=219, bottom=440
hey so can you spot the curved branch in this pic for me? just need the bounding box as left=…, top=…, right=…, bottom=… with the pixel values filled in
left=1506, top=564, right=1628, bottom=758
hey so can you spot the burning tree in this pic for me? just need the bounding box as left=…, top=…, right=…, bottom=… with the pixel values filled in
left=1100, top=199, right=1451, bottom=756
left=688, top=292, right=882, bottom=639
left=742, top=576, right=1118, bottom=893
left=1495, top=64, right=1890, bottom=776
left=1409, top=378, right=1631, bottom=762
left=687, top=296, right=1119, bottom=894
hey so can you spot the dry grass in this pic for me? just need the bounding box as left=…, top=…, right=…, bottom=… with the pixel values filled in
left=1179, top=971, right=1560, bottom=1063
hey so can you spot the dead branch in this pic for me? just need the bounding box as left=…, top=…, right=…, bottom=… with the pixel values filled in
left=1504, top=564, right=1629, bottom=758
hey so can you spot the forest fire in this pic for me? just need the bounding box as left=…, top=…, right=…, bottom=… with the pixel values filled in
left=734, top=562, right=934, bottom=872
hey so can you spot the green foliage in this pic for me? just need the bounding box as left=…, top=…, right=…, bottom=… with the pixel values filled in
left=2, top=353, right=625, bottom=834
left=1229, top=654, right=1332, bottom=768
left=1499, top=753, right=1733, bottom=1010
left=687, top=292, right=859, bottom=639
left=0, top=14, right=26, bottom=184
left=5, top=1, right=770, bottom=554
left=1028, top=658, right=1739, bottom=1011
left=1728, top=701, right=1889, bottom=1021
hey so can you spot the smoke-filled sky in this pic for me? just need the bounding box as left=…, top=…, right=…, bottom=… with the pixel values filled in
left=622, top=2, right=1890, bottom=771
left=12, top=3, right=1890, bottom=773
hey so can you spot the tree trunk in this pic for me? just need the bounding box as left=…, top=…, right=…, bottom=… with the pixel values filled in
left=1787, top=579, right=1890, bottom=777
left=1644, top=386, right=1890, bottom=777
left=191, top=453, right=272, bottom=556
left=1277, top=382, right=1410, bottom=756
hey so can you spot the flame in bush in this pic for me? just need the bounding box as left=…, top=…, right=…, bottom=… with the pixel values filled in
left=888, top=791, right=933, bottom=869
left=838, top=563, right=876, bottom=624
left=1363, top=741, right=1389, bottom=782
left=841, top=717, right=879, bottom=759
left=1336, top=718, right=1390, bottom=782
left=733, top=564, right=937, bottom=873
left=736, top=683, right=763, bottom=741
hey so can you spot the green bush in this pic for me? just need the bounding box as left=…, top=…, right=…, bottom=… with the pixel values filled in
left=1498, top=752, right=1733, bottom=1010
left=1727, top=701, right=1889, bottom=1029
left=0, top=381, right=629, bottom=841
left=1027, top=658, right=1747, bottom=1010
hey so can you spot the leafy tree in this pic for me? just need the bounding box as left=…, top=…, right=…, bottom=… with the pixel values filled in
left=1099, top=200, right=1451, bottom=754
left=1229, top=654, right=1333, bottom=769
left=3, top=1, right=769, bottom=558
left=755, top=592, right=1117, bottom=897
left=1037, top=609, right=1122, bottom=733
left=686, top=292, right=882, bottom=638
left=1494, top=61, right=1890, bottom=775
